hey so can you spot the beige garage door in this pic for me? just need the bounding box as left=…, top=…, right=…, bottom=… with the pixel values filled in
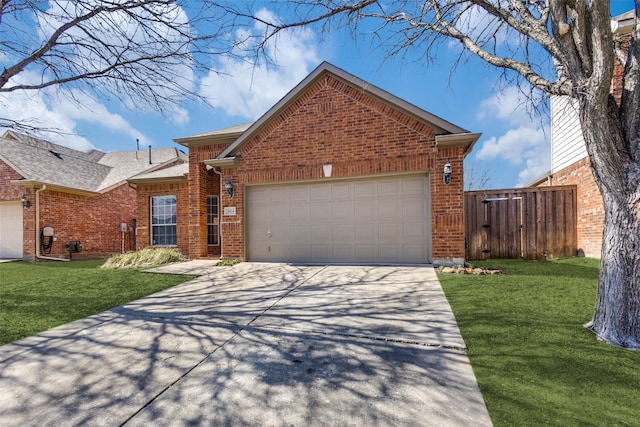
left=0, top=201, right=23, bottom=259
left=246, top=174, right=431, bottom=263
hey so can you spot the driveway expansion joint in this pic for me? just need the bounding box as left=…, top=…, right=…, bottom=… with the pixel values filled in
left=242, top=324, right=469, bottom=352
left=120, top=265, right=329, bottom=426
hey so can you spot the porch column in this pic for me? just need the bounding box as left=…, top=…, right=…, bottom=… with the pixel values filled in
left=188, top=161, right=208, bottom=258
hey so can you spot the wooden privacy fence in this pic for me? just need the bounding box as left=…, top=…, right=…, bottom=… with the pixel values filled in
left=465, top=186, right=577, bottom=260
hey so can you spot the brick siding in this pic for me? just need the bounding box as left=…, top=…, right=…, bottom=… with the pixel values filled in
left=35, top=185, right=138, bottom=259
left=188, top=74, right=466, bottom=263
left=134, top=181, right=190, bottom=256
left=2, top=159, right=151, bottom=260
left=538, top=157, right=603, bottom=257
left=135, top=168, right=220, bottom=258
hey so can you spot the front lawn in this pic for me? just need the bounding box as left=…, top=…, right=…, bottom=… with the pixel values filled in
left=0, top=260, right=194, bottom=346
left=439, top=258, right=640, bottom=426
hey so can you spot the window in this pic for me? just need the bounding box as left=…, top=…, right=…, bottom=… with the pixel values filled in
left=207, top=195, right=219, bottom=245
left=151, top=196, right=177, bottom=246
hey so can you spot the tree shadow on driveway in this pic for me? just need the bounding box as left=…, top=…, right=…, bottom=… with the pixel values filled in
left=0, top=263, right=491, bottom=426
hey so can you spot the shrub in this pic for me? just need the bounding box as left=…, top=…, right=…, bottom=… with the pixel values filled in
left=101, top=248, right=186, bottom=269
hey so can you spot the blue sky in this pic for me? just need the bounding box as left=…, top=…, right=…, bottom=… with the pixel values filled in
left=2, top=1, right=635, bottom=189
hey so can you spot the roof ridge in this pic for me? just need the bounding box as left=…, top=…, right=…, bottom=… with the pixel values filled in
left=2, top=131, right=105, bottom=161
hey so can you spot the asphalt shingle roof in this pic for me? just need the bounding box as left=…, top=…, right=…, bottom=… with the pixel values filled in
left=129, top=162, right=189, bottom=182
left=0, top=131, right=186, bottom=193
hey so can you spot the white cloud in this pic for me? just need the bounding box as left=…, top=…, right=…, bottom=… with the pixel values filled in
left=34, top=1, right=194, bottom=123
left=477, top=86, right=533, bottom=126
left=199, top=8, right=319, bottom=120
left=0, top=71, right=150, bottom=151
left=476, top=86, right=550, bottom=187
left=0, top=1, right=192, bottom=151
left=477, top=126, right=546, bottom=164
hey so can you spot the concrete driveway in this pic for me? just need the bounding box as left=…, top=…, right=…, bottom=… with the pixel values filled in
left=0, top=263, right=492, bottom=426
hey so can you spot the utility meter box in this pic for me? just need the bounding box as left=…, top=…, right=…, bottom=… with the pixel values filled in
left=120, top=223, right=127, bottom=232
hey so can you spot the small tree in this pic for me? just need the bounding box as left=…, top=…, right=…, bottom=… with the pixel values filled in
left=223, top=1, right=640, bottom=348
left=464, top=159, right=494, bottom=191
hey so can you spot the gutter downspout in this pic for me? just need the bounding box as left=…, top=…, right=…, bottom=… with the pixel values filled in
left=35, top=185, right=68, bottom=262
left=212, top=167, right=224, bottom=260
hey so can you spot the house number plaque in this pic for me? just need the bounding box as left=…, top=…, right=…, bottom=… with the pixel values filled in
left=223, top=207, right=236, bottom=216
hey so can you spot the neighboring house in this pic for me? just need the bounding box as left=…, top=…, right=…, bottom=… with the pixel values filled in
left=130, top=62, right=480, bottom=265
left=0, top=131, right=187, bottom=260
left=531, top=10, right=634, bottom=258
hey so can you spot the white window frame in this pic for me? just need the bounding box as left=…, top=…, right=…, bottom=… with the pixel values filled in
left=151, top=195, right=177, bottom=246
left=207, top=195, right=219, bottom=246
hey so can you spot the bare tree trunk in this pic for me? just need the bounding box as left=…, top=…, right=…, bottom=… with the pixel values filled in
left=581, top=97, right=640, bottom=348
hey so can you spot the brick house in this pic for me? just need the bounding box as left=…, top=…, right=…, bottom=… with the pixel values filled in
left=130, top=62, right=480, bottom=265
left=531, top=10, right=634, bottom=258
left=0, top=131, right=186, bottom=260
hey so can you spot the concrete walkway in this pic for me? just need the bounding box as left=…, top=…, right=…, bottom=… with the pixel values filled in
left=0, top=263, right=492, bottom=426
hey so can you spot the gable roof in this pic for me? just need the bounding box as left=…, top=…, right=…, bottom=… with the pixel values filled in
left=173, top=123, right=253, bottom=147
left=127, top=162, right=189, bottom=184
left=1, top=131, right=186, bottom=194
left=208, top=61, right=479, bottom=160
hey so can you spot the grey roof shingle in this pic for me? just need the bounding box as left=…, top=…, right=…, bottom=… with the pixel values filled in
left=128, top=162, right=189, bottom=182
left=0, top=131, right=186, bottom=193
left=98, top=148, right=186, bottom=190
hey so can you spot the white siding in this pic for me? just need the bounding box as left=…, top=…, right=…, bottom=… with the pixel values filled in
left=550, top=96, right=587, bottom=173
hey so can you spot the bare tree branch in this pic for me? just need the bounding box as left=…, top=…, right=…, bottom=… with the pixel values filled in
left=219, top=0, right=640, bottom=348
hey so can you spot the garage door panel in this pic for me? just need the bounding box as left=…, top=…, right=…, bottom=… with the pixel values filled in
left=354, top=200, right=376, bottom=219
left=311, top=245, right=330, bottom=259
left=290, top=225, right=310, bottom=241
left=355, top=245, right=376, bottom=260
left=0, top=202, right=23, bottom=259
left=268, top=187, right=290, bottom=203
left=379, top=223, right=401, bottom=240
left=247, top=174, right=431, bottom=263
left=310, top=185, right=331, bottom=201
left=290, top=245, right=310, bottom=262
left=269, top=205, right=289, bottom=222
left=355, top=223, right=377, bottom=242
left=404, top=245, right=426, bottom=262
left=402, top=176, right=425, bottom=195
left=290, top=205, right=310, bottom=223
left=403, top=223, right=426, bottom=241
left=333, top=244, right=354, bottom=259
left=403, top=199, right=427, bottom=217
left=268, top=245, right=290, bottom=260
left=252, top=187, right=270, bottom=201
left=378, top=203, right=400, bottom=218
left=310, top=203, right=331, bottom=221
left=310, top=224, right=330, bottom=240
left=331, top=183, right=352, bottom=199
left=379, top=244, right=401, bottom=261
left=332, top=201, right=353, bottom=220
left=354, top=181, right=376, bottom=198
left=378, top=180, right=400, bottom=196
left=289, top=186, right=309, bottom=202
left=268, top=223, right=290, bottom=241
left=332, top=224, right=354, bottom=241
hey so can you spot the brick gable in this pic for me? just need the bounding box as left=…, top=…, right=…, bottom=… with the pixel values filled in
left=213, top=74, right=465, bottom=262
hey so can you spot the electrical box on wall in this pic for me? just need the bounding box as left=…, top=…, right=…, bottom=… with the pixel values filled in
left=120, top=223, right=127, bottom=232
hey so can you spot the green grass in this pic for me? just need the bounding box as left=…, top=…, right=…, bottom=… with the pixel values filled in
left=0, top=259, right=194, bottom=346
left=439, top=258, right=640, bottom=426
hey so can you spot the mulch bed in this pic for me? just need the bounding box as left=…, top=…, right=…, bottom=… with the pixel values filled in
left=438, top=267, right=504, bottom=275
